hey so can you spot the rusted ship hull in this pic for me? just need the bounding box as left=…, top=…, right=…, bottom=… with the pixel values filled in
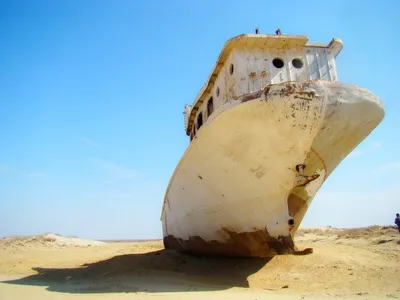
left=161, top=80, right=384, bottom=257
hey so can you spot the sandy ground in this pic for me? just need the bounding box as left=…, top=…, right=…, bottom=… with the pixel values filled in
left=0, top=227, right=399, bottom=300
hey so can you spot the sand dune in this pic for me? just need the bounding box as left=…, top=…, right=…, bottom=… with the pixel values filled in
left=0, top=226, right=399, bottom=299
left=0, top=233, right=105, bottom=249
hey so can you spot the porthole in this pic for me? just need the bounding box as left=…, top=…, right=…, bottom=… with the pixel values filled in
left=216, top=87, right=220, bottom=97
left=272, top=58, right=284, bottom=69
left=229, top=63, right=234, bottom=75
left=292, top=58, right=304, bottom=69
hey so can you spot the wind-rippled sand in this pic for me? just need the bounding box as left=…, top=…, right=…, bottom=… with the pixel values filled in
left=0, top=226, right=399, bottom=300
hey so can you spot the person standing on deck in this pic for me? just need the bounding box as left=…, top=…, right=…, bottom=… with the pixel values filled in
left=395, top=213, right=400, bottom=233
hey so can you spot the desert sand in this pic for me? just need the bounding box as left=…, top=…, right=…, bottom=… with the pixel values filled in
left=0, top=227, right=399, bottom=300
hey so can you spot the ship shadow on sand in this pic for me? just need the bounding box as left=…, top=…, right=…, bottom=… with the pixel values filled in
left=2, top=249, right=271, bottom=294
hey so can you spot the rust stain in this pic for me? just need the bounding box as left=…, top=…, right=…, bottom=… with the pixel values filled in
left=265, top=83, right=320, bottom=102
left=240, top=85, right=271, bottom=103
left=293, top=90, right=317, bottom=101
left=294, top=95, right=313, bottom=101
left=262, top=86, right=270, bottom=97
left=249, top=72, right=257, bottom=80
left=241, top=90, right=263, bottom=103
left=260, top=71, right=268, bottom=78
left=295, top=173, right=320, bottom=187
left=163, top=228, right=312, bottom=258
left=310, top=147, right=328, bottom=181
left=240, top=82, right=319, bottom=104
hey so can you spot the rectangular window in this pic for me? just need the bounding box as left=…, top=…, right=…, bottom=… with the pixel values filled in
left=197, top=112, right=203, bottom=129
left=207, top=97, right=214, bottom=117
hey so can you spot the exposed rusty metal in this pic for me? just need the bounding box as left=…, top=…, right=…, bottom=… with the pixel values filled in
left=240, top=81, right=320, bottom=104
left=163, top=228, right=312, bottom=258
left=294, top=164, right=320, bottom=187
left=240, top=90, right=264, bottom=103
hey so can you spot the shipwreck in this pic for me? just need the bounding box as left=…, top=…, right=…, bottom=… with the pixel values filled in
left=160, top=29, right=385, bottom=257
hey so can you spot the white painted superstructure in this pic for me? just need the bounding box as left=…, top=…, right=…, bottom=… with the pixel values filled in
left=161, top=31, right=385, bottom=257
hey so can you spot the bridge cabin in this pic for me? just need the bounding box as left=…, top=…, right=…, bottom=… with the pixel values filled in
left=184, top=31, right=343, bottom=142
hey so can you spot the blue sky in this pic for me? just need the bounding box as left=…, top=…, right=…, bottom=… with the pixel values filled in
left=0, top=0, right=399, bottom=239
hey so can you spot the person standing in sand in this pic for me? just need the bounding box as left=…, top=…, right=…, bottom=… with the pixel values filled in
left=395, top=213, right=400, bottom=233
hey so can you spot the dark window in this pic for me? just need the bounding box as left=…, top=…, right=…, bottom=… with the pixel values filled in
left=197, top=112, right=203, bottom=129
left=292, top=58, right=304, bottom=69
left=207, top=97, right=214, bottom=117
left=272, top=58, right=284, bottom=69
left=229, top=63, right=234, bottom=75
